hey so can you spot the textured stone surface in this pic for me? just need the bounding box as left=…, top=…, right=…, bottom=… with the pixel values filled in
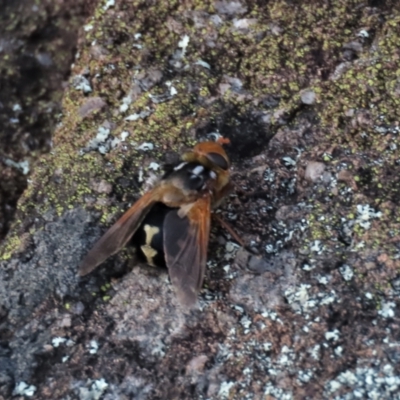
left=1, top=1, right=400, bottom=399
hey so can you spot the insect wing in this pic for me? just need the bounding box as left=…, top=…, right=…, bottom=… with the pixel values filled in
left=163, top=195, right=211, bottom=306
left=79, top=190, right=158, bottom=276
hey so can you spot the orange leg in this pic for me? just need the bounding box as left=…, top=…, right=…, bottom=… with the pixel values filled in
left=212, top=213, right=246, bottom=248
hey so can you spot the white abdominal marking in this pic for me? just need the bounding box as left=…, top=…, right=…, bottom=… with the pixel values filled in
left=141, top=224, right=160, bottom=266
left=144, top=224, right=160, bottom=245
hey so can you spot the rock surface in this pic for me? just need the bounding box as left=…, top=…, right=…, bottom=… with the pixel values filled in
left=1, top=1, right=400, bottom=399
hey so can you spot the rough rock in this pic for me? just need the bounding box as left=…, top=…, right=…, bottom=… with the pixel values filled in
left=1, top=1, right=400, bottom=399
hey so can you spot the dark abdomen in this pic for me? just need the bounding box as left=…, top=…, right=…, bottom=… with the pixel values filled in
left=132, top=161, right=213, bottom=268
left=131, top=203, right=174, bottom=268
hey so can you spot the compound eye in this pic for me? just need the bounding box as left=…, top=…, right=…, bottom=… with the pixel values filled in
left=206, top=152, right=229, bottom=170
